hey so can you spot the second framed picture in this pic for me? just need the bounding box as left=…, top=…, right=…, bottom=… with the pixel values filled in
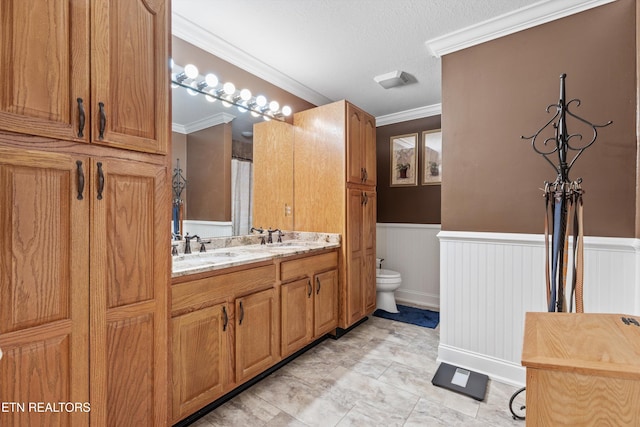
left=422, top=129, right=442, bottom=185
left=390, top=133, right=418, bottom=186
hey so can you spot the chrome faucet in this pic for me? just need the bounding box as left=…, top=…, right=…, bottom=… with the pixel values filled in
left=183, top=233, right=199, bottom=254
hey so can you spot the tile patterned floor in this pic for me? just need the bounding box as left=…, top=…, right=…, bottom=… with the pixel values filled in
left=189, top=316, right=525, bottom=427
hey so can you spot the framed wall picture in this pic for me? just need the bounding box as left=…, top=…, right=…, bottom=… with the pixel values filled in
left=422, top=129, right=442, bottom=185
left=390, top=133, right=418, bottom=186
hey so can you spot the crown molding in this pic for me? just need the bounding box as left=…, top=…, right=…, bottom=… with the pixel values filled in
left=425, top=0, right=617, bottom=58
left=171, top=112, right=236, bottom=135
left=172, top=12, right=332, bottom=107
left=376, top=103, right=442, bottom=126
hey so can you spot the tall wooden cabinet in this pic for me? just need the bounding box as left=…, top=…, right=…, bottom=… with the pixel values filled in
left=0, top=0, right=170, bottom=425
left=254, top=100, right=377, bottom=330
left=0, top=0, right=168, bottom=154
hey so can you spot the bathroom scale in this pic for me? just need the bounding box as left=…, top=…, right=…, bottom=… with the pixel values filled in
left=431, top=362, right=488, bottom=401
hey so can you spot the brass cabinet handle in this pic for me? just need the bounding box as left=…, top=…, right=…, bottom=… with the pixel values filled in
left=76, top=160, right=84, bottom=200
left=77, top=98, right=85, bottom=137
left=363, top=168, right=368, bottom=182
left=316, top=277, right=321, bottom=294
left=96, top=162, right=104, bottom=200
left=98, top=102, right=106, bottom=140
left=222, top=306, right=228, bottom=331
left=239, top=301, right=244, bottom=325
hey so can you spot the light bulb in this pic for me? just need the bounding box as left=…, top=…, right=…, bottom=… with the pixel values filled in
left=282, top=105, right=292, bottom=116
left=187, top=81, right=198, bottom=96
left=255, top=95, right=267, bottom=107
left=206, top=89, right=217, bottom=103
left=205, top=73, right=218, bottom=88
left=237, top=101, right=248, bottom=113
left=269, top=100, right=280, bottom=112
left=240, top=88, right=252, bottom=101
left=184, top=64, right=199, bottom=79
left=223, top=82, right=236, bottom=95
left=170, top=58, right=175, bottom=70
left=222, top=95, right=233, bottom=108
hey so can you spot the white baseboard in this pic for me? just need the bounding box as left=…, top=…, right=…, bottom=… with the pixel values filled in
left=437, top=344, right=525, bottom=387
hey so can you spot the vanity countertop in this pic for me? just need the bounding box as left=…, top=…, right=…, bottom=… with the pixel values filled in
left=171, top=232, right=340, bottom=277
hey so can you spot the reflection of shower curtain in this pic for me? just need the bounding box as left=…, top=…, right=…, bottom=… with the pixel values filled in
left=231, top=158, right=253, bottom=236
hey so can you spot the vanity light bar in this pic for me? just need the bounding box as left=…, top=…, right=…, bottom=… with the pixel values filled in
left=170, top=62, right=292, bottom=121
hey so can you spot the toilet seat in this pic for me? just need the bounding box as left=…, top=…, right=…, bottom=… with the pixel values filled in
left=376, top=269, right=401, bottom=280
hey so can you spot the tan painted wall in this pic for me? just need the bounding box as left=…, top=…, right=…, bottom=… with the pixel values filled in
left=441, top=0, right=637, bottom=237
left=186, top=123, right=232, bottom=221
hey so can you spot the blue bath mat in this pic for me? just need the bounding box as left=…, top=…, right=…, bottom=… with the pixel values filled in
left=373, top=305, right=440, bottom=329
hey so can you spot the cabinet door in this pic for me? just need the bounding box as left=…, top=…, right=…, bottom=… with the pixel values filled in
left=347, top=104, right=376, bottom=186
left=172, top=304, right=230, bottom=423
left=362, top=191, right=377, bottom=313
left=91, top=0, right=169, bottom=154
left=345, top=189, right=365, bottom=326
left=0, top=0, right=90, bottom=142
left=314, top=270, right=339, bottom=337
left=362, top=113, right=377, bottom=186
left=253, top=120, right=294, bottom=230
left=281, top=278, right=313, bottom=357
left=236, top=288, right=278, bottom=383
left=346, top=104, right=365, bottom=184
left=89, top=158, right=169, bottom=426
left=0, top=147, right=89, bottom=426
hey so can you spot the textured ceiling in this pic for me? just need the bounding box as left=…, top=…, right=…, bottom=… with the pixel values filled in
left=172, top=0, right=545, bottom=123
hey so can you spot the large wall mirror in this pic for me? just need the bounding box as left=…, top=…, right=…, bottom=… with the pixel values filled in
left=170, top=36, right=314, bottom=238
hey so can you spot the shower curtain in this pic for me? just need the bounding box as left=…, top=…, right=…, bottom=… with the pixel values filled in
left=231, top=158, right=253, bottom=236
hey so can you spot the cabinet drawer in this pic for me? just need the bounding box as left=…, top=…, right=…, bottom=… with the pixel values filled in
left=172, top=265, right=275, bottom=315
left=280, top=251, right=338, bottom=282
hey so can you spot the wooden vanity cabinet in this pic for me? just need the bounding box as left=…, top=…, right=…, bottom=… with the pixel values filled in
left=170, top=264, right=277, bottom=424
left=0, top=0, right=169, bottom=154
left=280, top=251, right=339, bottom=357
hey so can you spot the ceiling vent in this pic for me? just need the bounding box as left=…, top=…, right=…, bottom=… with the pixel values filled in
left=374, top=70, right=411, bottom=89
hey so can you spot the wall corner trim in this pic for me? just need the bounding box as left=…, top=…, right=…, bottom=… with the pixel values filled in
left=425, top=0, right=618, bottom=58
left=375, top=104, right=442, bottom=127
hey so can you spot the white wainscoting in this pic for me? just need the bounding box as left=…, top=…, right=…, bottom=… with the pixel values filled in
left=438, top=231, right=640, bottom=386
left=376, top=223, right=441, bottom=310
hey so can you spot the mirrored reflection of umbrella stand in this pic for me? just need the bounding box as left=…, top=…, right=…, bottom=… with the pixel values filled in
left=509, top=74, right=612, bottom=421
left=172, top=158, right=187, bottom=239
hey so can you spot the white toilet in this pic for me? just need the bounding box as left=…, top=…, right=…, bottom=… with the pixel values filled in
left=375, top=258, right=402, bottom=313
